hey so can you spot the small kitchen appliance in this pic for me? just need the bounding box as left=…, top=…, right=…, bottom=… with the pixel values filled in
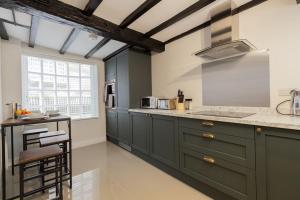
left=104, top=80, right=116, bottom=109
left=290, top=89, right=300, bottom=116
left=157, top=99, right=176, bottom=110
left=141, top=97, right=158, bottom=109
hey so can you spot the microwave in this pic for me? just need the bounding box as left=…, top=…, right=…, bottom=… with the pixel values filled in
left=141, top=97, right=158, bottom=109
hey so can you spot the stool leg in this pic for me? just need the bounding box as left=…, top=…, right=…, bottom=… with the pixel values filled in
left=19, top=164, right=24, bottom=200
left=63, top=142, right=68, bottom=173
left=40, top=160, right=45, bottom=193
left=23, top=135, right=27, bottom=150
left=55, top=156, right=59, bottom=197
left=60, top=154, right=63, bottom=200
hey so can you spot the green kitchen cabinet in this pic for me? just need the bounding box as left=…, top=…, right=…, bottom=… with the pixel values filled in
left=105, top=57, right=117, bottom=82
left=106, top=109, right=118, bottom=139
left=117, top=110, right=131, bottom=147
left=150, top=115, right=179, bottom=169
left=130, top=112, right=151, bottom=155
left=256, top=127, right=300, bottom=200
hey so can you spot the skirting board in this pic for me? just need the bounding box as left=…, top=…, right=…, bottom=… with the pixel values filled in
left=5, top=136, right=107, bottom=167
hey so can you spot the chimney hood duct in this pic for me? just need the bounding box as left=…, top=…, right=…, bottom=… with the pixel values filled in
left=195, top=0, right=256, bottom=61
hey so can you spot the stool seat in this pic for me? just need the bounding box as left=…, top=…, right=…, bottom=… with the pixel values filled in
left=19, top=145, right=62, bottom=165
left=23, top=128, right=48, bottom=135
left=40, top=134, right=69, bottom=146
left=39, top=130, right=66, bottom=138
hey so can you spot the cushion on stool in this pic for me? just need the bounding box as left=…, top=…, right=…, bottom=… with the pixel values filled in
left=40, top=134, right=69, bottom=146
left=19, top=145, right=62, bottom=165
left=23, top=128, right=48, bottom=135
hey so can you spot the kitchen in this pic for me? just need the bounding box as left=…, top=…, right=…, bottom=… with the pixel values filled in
left=0, top=0, right=300, bottom=200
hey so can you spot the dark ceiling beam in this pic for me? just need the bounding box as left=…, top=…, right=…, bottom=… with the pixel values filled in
left=12, top=9, right=16, bottom=25
left=59, top=28, right=80, bottom=54
left=145, top=0, right=215, bottom=37
left=83, top=0, right=103, bottom=16
left=119, top=0, right=161, bottom=28
left=60, top=0, right=102, bottom=55
left=165, top=0, right=267, bottom=45
left=29, top=15, right=39, bottom=47
left=85, top=37, right=110, bottom=59
left=86, top=0, right=161, bottom=59
left=0, top=18, right=30, bottom=29
left=103, top=44, right=131, bottom=61
left=297, top=0, right=300, bottom=4
left=0, top=0, right=164, bottom=52
left=0, top=21, right=9, bottom=40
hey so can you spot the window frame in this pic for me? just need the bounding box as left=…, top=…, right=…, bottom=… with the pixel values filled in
left=21, top=54, right=99, bottom=120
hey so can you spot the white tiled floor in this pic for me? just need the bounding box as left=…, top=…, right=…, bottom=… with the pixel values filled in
left=3, top=142, right=213, bottom=200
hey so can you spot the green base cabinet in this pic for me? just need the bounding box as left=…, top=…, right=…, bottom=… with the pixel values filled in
left=256, top=127, right=300, bottom=200
left=130, top=113, right=151, bottom=155
left=106, top=109, right=118, bottom=139
left=150, top=115, right=179, bottom=169
left=117, top=110, right=131, bottom=146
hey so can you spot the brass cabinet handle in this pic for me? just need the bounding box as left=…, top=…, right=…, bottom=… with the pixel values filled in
left=202, top=133, right=215, bottom=139
left=256, top=127, right=262, bottom=134
left=202, top=121, right=214, bottom=127
left=203, top=156, right=215, bottom=164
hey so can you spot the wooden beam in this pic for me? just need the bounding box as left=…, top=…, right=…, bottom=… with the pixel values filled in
left=86, top=0, right=161, bottom=59
left=59, top=28, right=80, bottom=54
left=119, top=0, right=161, bottom=28
left=0, top=18, right=30, bottom=29
left=165, top=0, right=267, bottom=44
left=297, top=0, right=300, bottom=4
left=231, top=0, right=267, bottom=15
left=83, top=0, right=103, bottom=16
left=0, top=0, right=164, bottom=52
left=103, top=44, right=131, bottom=61
left=29, top=15, right=39, bottom=47
left=145, top=0, right=215, bottom=37
left=12, top=9, right=16, bottom=25
left=85, top=38, right=110, bottom=59
left=0, top=21, right=9, bottom=40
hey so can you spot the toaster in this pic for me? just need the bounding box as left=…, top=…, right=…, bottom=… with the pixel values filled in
left=157, top=99, right=176, bottom=110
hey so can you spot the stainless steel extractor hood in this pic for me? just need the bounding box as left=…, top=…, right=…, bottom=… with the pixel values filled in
left=195, top=0, right=256, bottom=61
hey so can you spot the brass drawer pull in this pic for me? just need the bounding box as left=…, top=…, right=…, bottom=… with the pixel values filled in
left=256, top=127, right=262, bottom=134
left=202, top=121, right=214, bottom=127
left=203, top=156, right=215, bottom=164
left=202, top=133, right=215, bottom=139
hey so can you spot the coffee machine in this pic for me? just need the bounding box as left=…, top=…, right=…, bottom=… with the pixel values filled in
left=290, top=90, right=300, bottom=116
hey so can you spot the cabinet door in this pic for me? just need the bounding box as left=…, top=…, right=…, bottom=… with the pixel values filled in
left=117, top=52, right=129, bottom=110
left=106, top=109, right=117, bottom=139
left=150, top=115, right=179, bottom=169
left=105, top=57, right=116, bottom=81
left=117, top=110, right=131, bottom=146
left=256, top=127, right=300, bottom=200
left=131, top=113, right=150, bottom=155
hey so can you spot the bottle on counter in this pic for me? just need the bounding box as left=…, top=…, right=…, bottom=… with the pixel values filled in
left=184, top=99, right=193, bottom=110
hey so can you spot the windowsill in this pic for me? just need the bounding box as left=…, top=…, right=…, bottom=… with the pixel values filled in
left=70, top=116, right=99, bottom=121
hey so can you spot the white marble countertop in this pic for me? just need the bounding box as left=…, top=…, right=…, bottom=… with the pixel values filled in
left=128, top=108, right=300, bottom=131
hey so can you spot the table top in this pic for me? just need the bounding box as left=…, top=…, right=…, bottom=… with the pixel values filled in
left=1, top=115, right=71, bottom=127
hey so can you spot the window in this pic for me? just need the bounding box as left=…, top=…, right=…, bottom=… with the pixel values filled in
left=22, top=55, right=99, bottom=119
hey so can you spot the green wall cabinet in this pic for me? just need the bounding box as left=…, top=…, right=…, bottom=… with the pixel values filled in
left=256, top=127, right=300, bottom=200
left=105, top=57, right=117, bottom=82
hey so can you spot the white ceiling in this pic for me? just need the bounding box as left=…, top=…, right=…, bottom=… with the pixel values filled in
left=0, top=0, right=253, bottom=59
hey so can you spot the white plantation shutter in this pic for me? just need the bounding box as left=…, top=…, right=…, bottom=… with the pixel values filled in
left=22, top=55, right=99, bottom=119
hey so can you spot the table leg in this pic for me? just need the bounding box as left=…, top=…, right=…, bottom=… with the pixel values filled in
left=11, top=126, right=14, bottom=175
left=68, top=119, right=72, bottom=188
left=2, top=127, right=6, bottom=200
left=56, top=122, right=59, bottom=131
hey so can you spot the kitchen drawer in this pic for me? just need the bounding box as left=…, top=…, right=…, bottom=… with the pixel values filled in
left=180, top=118, right=254, bottom=139
left=180, top=127, right=255, bottom=169
left=180, top=148, right=256, bottom=200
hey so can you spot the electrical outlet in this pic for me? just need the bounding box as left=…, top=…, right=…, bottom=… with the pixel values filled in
left=278, top=89, right=293, bottom=96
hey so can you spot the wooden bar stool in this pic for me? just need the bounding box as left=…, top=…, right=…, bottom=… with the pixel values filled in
left=22, top=128, right=48, bottom=150
left=40, top=134, right=71, bottom=188
left=18, top=145, right=63, bottom=200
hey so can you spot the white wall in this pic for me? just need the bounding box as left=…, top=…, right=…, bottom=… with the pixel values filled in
left=152, top=0, right=300, bottom=109
left=1, top=38, right=106, bottom=163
